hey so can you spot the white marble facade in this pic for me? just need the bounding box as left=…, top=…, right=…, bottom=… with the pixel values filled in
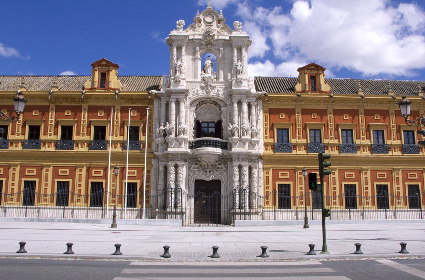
left=151, top=4, right=264, bottom=223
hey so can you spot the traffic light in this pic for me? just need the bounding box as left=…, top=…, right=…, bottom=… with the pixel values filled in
left=308, top=173, right=317, bottom=190
left=318, top=153, right=332, bottom=178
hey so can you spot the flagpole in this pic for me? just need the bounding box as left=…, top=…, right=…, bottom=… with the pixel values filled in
left=142, top=107, right=149, bottom=219
left=106, top=107, right=114, bottom=216
left=124, top=108, right=131, bottom=219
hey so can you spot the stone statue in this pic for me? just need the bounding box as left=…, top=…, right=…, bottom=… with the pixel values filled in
left=174, top=58, right=183, bottom=77
left=235, top=59, right=243, bottom=78
left=178, top=123, right=188, bottom=136
left=176, top=20, right=185, bottom=32
left=165, top=122, right=175, bottom=137
left=233, top=21, right=242, bottom=32
left=203, top=56, right=213, bottom=75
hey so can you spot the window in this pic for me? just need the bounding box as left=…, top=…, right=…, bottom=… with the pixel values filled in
left=93, top=126, right=106, bottom=140
left=408, top=185, right=421, bottom=209
left=277, top=184, right=291, bottom=209
left=0, top=180, right=3, bottom=205
left=23, top=181, right=36, bottom=206
left=373, top=130, right=385, bottom=144
left=0, top=125, right=8, bottom=139
left=341, top=129, right=354, bottom=144
left=344, top=184, right=357, bottom=209
left=126, top=182, right=137, bottom=208
left=403, top=130, right=415, bottom=144
left=376, top=184, right=389, bottom=209
left=201, top=122, right=216, bottom=137
left=90, top=182, right=103, bottom=207
left=61, top=126, right=73, bottom=140
left=28, top=125, right=40, bottom=140
left=309, top=129, right=322, bottom=143
left=129, top=126, right=139, bottom=141
left=56, top=181, right=69, bottom=207
left=277, top=128, right=289, bottom=143
left=99, top=72, right=107, bottom=88
left=310, top=75, right=317, bottom=91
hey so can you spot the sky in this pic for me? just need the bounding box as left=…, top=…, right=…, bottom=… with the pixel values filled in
left=1, top=0, right=425, bottom=81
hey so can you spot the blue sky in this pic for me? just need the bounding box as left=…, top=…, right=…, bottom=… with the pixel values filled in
left=1, top=0, right=425, bottom=81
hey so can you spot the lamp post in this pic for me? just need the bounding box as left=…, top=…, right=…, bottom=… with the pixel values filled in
left=302, top=167, right=309, bottom=228
left=398, top=96, right=425, bottom=127
left=0, top=91, right=27, bottom=122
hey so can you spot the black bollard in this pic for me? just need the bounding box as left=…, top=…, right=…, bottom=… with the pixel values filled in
left=257, top=246, right=269, bottom=258
left=112, top=244, right=123, bottom=255
left=161, top=245, right=171, bottom=258
left=16, top=242, right=27, bottom=253
left=210, top=246, right=220, bottom=258
left=111, top=205, right=117, bottom=228
left=354, top=243, right=363, bottom=254
left=306, top=244, right=316, bottom=255
left=64, top=243, right=74, bottom=254
left=399, top=242, right=409, bottom=254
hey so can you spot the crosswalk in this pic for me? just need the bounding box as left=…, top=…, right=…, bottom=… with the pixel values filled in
left=113, top=261, right=352, bottom=280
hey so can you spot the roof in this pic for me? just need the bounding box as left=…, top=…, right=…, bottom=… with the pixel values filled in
left=0, top=76, right=162, bottom=92
left=0, top=75, right=424, bottom=96
left=255, top=77, right=425, bottom=96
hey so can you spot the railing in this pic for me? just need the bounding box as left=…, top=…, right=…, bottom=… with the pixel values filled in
left=0, top=139, right=9, bottom=149
left=23, top=140, right=41, bottom=149
left=89, top=140, right=107, bottom=150
left=403, top=144, right=420, bottom=154
left=56, top=140, right=75, bottom=150
left=340, top=144, right=358, bottom=153
left=274, top=143, right=293, bottom=153
left=307, top=143, right=325, bottom=153
left=189, top=138, right=228, bottom=150
left=122, top=141, right=142, bottom=151
left=371, top=144, right=389, bottom=154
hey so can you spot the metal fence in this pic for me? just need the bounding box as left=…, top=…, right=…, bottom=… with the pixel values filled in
left=0, top=189, right=424, bottom=225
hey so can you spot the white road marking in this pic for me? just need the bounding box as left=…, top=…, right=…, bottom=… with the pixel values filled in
left=114, top=277, right=351, bottom=280
left=129, top=261, right=322, bottom=266
left=377, top=259, right=425, bottom=279
left=122, top=267, right=334, bottom=274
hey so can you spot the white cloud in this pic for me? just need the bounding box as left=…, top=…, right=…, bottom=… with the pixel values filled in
left=198, top=0, right=235, bottom=10
left=248, top=60, right=307, bottom=77
left=0, top=43, right=20, bottom=57
left=236, top=0, right=425, bottom=77
left=60, top=71, right=77, bottom=75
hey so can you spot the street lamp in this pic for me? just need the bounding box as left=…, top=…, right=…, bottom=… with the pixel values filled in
left=302, top=167, right=309, bottom=228
left=113, top=165, right=120, bottom=177
left=0, top=91, right=27, bottom=122
left=398, top=96, right=425, bottom=126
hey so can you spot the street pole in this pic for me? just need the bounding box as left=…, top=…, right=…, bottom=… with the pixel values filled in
left=320, top=167, right=327, bottom=253
left=302, top=167, right=309, bottom=228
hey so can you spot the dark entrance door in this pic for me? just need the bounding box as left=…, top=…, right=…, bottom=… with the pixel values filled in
left=194, top=180, right=221, bottom=224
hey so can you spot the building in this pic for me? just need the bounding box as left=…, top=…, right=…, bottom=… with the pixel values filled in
left=0, top=4, right=424, bottom=224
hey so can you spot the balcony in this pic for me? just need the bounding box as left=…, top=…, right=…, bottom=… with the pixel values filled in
left=340, top=144, right=358, bottom=154
left=123, top=141, right=142, bottom=151
left=308, top=143, right=325, bottom=153
left=371, top=144, right=389, bottom=154
left=274, top=143, right=293, bottom=153
left=89, top=140, right=107, bottom=150
left=189, top=138, right=228, bottom=150
left=403, top=144, right=420, bottom=154
left=56, top=140, right=75, bottom=150
left=0, top=139, right=9, bottom=149
left=23, top=140, right=41, bottom=149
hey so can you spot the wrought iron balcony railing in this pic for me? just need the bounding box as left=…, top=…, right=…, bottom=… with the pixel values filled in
left=371, top=144, right=389, bottom=154
left=122, top=141, right=142, bottom=151
left=0, top=139, right=9, bottom=149
left=274, top=143, right=293, bottom=153
left=402, top=144, right=420, bottom=154
left=189, top=138, right=228, bottom=150
left=23, top=140, right=41, bottom=149
left=89, top=140, right=107, bottom=150
left=307, top=143, right=325, bottom=153
left=339, top=144, right=358, bottom=154
left=55, top=140, right=75, bottom=150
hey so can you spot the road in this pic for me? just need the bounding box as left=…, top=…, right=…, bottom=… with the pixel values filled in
left=1, top=257, right=425, bottom=280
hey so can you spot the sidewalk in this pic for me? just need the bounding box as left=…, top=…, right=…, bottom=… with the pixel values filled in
left=1, top=219, right=424, bottom=261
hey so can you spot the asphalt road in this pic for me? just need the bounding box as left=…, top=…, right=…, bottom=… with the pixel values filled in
left=1, top=257, right=425, bottom=280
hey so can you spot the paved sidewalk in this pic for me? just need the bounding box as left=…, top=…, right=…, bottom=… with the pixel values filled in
left=0, top=220, right=424, bottom=261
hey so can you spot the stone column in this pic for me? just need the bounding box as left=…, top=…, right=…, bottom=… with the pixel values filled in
left=157, top=164, right=165, bottom=209
left=176, top=164, right=185, bottom=208
left=250, top=101, right=257, bottom=138
left=233, top=164, right=240, bottom=209
left=167, top=163, right=175, bottom=210
left=250, top=166, right=258, bottom=208
left=160, top=99, right=166, bottom=127
left=241, top=164, right=249, bottom=209
left=232, top=99, right=238, bottom=137
left=241, top=98, right=248, bottom=137
left=178, top=98, right=185, bottom=136
left=169, top=98, right=176, bottom=137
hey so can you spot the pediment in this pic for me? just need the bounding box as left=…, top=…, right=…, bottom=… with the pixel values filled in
left=297, top=63, right=326, bottom=71
left=91, top=58, right=119, bottom=69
